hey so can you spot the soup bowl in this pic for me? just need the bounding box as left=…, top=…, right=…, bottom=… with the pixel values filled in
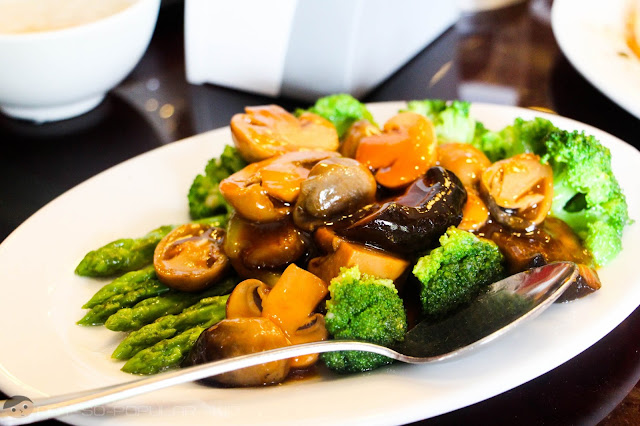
left=0, top=0, right=160, bottom=122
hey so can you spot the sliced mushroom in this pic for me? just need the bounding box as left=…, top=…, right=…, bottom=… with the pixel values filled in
left=219, top=150, right=339, bottom=223
left=340, top=119, right=381, bottom=158
left=355, top=112, right=437, bottom=189
left=226, top=279, right=271, bottom=319
left=308, top=228, right=409, bottom=287
left=223, top=213, right=307, bottom=284
left=153, top=224, right=229, bottom=292
left=337, top=166, right=467, bottom=254
left=480, top=153, right=553, bottom=231
left=293, top=157, right=377, bottom=231
left=182, top=317, right=291, bottom=387
left=230, top=105, right=339, bottom=163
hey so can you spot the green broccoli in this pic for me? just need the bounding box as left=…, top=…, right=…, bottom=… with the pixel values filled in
left=471, top=117, right=557, bottom=162
left=322, top=266, right=407, bottom=373
left=413, top=227, right=505, bottom=318
left=297, top=93, right=376, bottom=138
left=187, top=145, right=246, bottom=219
left=405, top=99, right=477, bottom=144
left=541, top=130, right=630, bottom=266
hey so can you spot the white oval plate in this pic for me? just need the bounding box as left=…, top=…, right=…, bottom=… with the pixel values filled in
left=0, top=103, right=638, bottom=426
left=552, top=0, right=640, bottom=119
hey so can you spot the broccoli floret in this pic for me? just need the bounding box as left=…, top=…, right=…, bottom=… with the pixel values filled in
left=405, top=99, right=476, bottom=144
left=471, top=117, right=557, bottom=162
left=322, top=266, right=407, bottom=373
left=413, top=227, right=505, bottom=317
left=541, top=130, right=630, bottom=265
left=187, top=145, right=247, bottom=219
left=297, top=94, right=376, bottom=139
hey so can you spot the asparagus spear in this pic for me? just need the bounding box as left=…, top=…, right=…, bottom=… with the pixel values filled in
left=75, top=215, right=227, bottom=278
left=121, top=325, right=207, bottom=375
left=82, top=266, right=157, bottom=309
left=75, top=226, right=174, bottom=277
left=112, top=295, right=229, bottom=360
left=105, top=277, right=237, bottom=332
left=77, top=279, right=170, bottom=326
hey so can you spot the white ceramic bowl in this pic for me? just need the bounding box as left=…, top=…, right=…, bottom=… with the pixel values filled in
left=0, top=0, right=160, bottom=123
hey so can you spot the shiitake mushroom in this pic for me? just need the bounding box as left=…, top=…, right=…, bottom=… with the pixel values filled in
left=336, top=166, right=467, bottom=254
left=182, top=318, right=291, bottom=387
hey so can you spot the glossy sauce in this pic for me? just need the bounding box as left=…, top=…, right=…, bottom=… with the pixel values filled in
left=478, top=217, right=592, bottom=274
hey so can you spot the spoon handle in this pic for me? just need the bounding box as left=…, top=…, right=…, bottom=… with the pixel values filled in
left=0, top=340, right=396, bottom=425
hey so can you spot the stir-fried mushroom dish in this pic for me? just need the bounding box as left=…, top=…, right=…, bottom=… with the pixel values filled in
left=75, top=95, right=630, bottom=386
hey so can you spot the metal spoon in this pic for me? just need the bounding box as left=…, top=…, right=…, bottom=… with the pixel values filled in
left=0, top=262, right=578, bottom=425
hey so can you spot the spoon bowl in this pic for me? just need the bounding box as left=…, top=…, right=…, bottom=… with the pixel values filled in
left=0, top=262, right=578, bottom=425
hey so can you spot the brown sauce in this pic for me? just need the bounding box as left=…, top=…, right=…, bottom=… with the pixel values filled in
left=477, top=217, right=593, bottom=275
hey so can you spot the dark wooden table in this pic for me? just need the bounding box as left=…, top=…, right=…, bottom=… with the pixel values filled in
left=1, top=1, right=639, bottom=424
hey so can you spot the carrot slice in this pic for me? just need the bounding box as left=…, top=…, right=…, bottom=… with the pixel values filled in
left=356, top=112, right=437, bottom=189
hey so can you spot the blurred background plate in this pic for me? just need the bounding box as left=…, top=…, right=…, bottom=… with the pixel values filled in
left=552, top=0, right=640, bottom=119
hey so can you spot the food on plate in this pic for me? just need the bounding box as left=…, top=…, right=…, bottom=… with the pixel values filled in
left=75, top=95, right=630, bottom=385
left=436, top=142, right=491, bottom=231
left=541, top=130, right=629, bottom=266
left=405, top=99, right=477, bottom=145
left=153, top=223, right=229, bottom=292
left=112, top=294, right=229, bottom=361
left=258, top=264, right=328, bottom=368
left=297, top=93, right=377, bottom=139
left=412, top=103, right=629, bottom=266
left=322, top=266, right=407, bottom=373
left=77, top=268, right=170, bottom=326
left=223, top=214, right=307, bottom=285
left=337, top=167, right=467, bottom=253
left=293, top=157, right=377, bottom=231
left=339, top=119, right=381, bottom=158
left=81, top=265, right=157, bottom=309
left=413, top=227, right=505, bottom=318
left=75, top=215, right=228, bottom=277
left=230, top=105, right=338, bottom=163
left=480, top=153, right=554, bottom=230
left=308, top=227, right=410, bottom=286
left=355, top=112, right=437, bottom=189
left=183, top=317, right=291, bottom=386
left=184, top=264, right=329, bottom=385
left=188, top=145, right=246, bottom=220
left=106, top=276, right=237, bottom=332
left=219, top=150, right=339, bottom=223
left=122, top=324, right=210, bottom=375
left=75, top=225, right=174, bottom=277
